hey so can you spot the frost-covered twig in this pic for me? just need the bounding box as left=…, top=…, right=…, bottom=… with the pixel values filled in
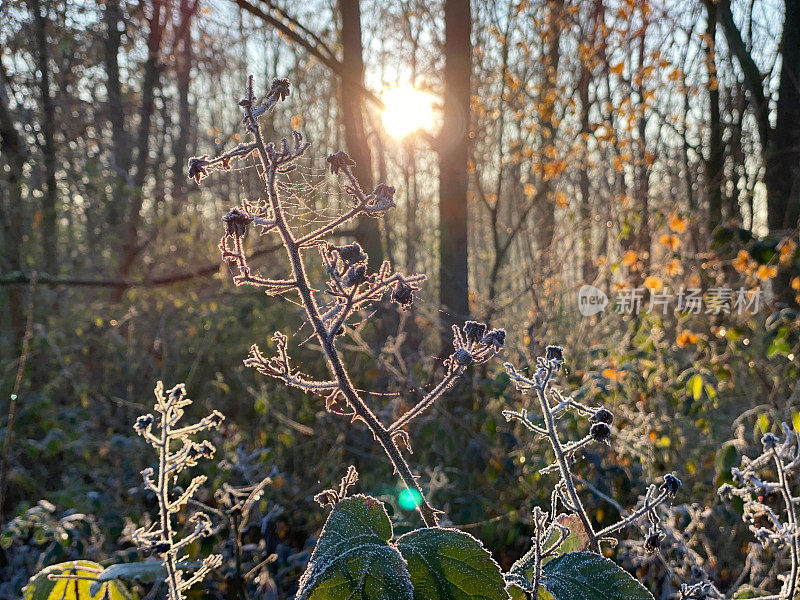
left=188, top=76, right=506, bottom=528
left=132, top=382, right=224, bottom=600
left=719, top=424, right=800, bottom=600
left=504, top=346, right=680, bottom=556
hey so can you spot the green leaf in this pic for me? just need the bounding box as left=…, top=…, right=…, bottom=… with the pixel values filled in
left=297, top=495, right=412, bottom=600
left=733, top=586, right=769, bottom=599
left=540, top=552, right=653, bottom=600
left=396, top=528, right=509, bottom=600
left=508, top=513, right=590, bottom=590
left=88, top=561, right=200, bottom=593
left=23, top=561, right=135, bottom=600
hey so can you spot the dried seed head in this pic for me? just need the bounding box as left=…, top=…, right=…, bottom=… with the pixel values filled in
left=371, top=184, right=396, bottom=212
left=269, top=78, right=291, bottom=102
left=454, top=348, right=473, bottom=366
left=463, top=321, right=487, bottom=345
left=222, top=207, right=254, bottom=237
left=591, top=407, right=614, bottom=425
left=343, top=264, right=367, bottom=288
left=327, top=150, right=356, bottom=174
left=392, top=281, right=414, bottom=309
left=589, top=422, right=612, bottom=443
left=188, top=156, right=211, bottom=183
left=661, top=473, right=682, bottom=497
left=482, top=328, right=506, bottom=349
left=644, top=526, right=665, bottom=553
left=762, top=432, right=780, bottom=451
left=545, top=345, right=564, bottom=364
left=134, top=414, right=155, bottom=434
left=338, top=242, right=367, bottom=265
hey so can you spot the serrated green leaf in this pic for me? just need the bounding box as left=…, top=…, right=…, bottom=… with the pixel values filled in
left=23, top=561, right=135, bottom=600
left=297, top=495, right=412, bottom=600
left=302, top=539, right=412, bottom=600
left=508, top=513, right=589, bottom=589
left=540, top=552, right=653, bottom=600
left=396, top=528, right=509, bottom=600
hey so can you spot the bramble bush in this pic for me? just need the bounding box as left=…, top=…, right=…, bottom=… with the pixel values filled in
left=19, top=77, right=800, bottom=600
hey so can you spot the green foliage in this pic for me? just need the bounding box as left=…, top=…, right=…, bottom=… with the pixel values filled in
left=538, top=552, right=653, bottom=600
left=396, top=528, right=508, bottom=600
left=297, top=495, right=508, bottom=600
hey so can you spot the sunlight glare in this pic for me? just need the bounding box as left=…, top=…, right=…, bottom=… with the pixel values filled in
left=381, top=84, right=435, bottom=138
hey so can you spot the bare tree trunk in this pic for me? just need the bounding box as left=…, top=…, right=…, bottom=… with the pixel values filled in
left=30, top=0, right=58, bottom=274
left=171, top=0, right=197, bottom=210
left=634, top=13, right=651, bottom=273
left=704, top=0, right=725, bottom=234
left=103, top=0, right=130, bottom=230
left=717, top=0, right=799, bottom=304
left=338, top=0, right=383, bottom=268
left=766, top=0, right=800, bottom=233
left=0, top=62, right=27, bottom=346
left=113, top=0, right=167, bottom=300
left=578, top=59, right=595, bottom=282
left=438, top=0, right=471, bottom=345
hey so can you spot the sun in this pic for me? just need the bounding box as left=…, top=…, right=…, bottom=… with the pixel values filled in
left=380, top=84, right=435, bottom=139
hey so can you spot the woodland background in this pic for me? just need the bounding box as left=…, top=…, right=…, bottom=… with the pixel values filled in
left=1, top=0, right=799, bottom=598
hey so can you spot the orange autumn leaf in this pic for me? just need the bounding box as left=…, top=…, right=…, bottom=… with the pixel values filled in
left=524, top=183, right=536, bottom=198
left=602, top=368, right=627, bottom=382
left=780, top=239, right=797, bottom=264
left=756, top=265, right=778, bottom=280
left=555, top=190, right=568, bottom=208
left=668, top=214, right=688, bottom=233
left=792, top=276, right=800, bottom=291
left=659, top=234, right=680, bottom=251
left=676, top=329, right=698, bottom=348
left=622, top=250, right=638, bottom=267
left=643, top=276, right=663, bottom=291
left=732, top=250, right=750, bottom=273
left=666, top=258, right=683, bottom=277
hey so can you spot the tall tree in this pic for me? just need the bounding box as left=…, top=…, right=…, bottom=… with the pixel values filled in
left=716, top=0, right=800, bottom=233
left=0, top=61, right=28, bottom=345
left=439, top=0, right=471, bottom=344
left=704, top=0, right=725, bottom=234
left=29, top=0, right=59, bottom=274
left=338, top=0, right=383, bottom=268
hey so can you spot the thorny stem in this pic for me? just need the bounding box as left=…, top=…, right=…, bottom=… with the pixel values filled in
left=533, top=369, right=599, bottom=551
left=245, top=100, right=440, bottom=527
left=595, top=488, right=670, bottom=539
left=773, top=448, right=799, bottom=600
left=158, top=405, right=181, bottom=600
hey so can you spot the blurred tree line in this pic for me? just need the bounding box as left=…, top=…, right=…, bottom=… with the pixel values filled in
left=0, top=0, right=799, bottom=591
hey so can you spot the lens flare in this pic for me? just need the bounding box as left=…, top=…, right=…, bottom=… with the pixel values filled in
left=381, top=84, right=435, bottom=139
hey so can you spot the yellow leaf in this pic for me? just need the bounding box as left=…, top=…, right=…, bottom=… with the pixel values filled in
left=689, top=374, right=703, bottom=401
left=555, top=190, right=568, bottom=208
